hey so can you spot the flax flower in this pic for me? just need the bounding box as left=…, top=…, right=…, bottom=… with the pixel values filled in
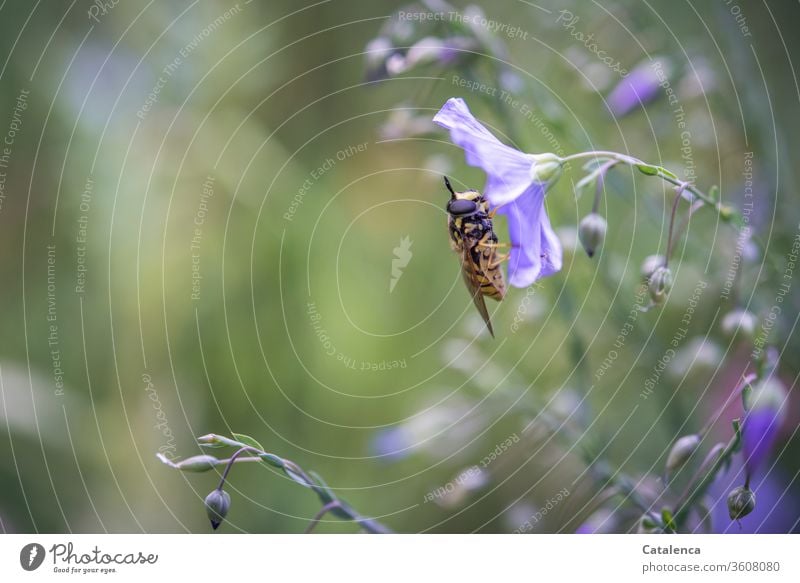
left=433, top=97, right=562, bottom=287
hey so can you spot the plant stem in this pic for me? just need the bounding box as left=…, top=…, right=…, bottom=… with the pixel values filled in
left=560, top=151, right=723, bottom=214
left=217, top=447, right=252, bottom=491
left=673, top=422, right=741, bottom=527
left=305, top=501, right=343, bottom=534
left=664, top=183, right=688, bottom=268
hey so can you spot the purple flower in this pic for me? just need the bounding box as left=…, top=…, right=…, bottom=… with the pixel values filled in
left=433, top=97, right=563, bottom=287
left=607, top=58, right=671, bottom=117
left=742, top=378, right=788, bottom=477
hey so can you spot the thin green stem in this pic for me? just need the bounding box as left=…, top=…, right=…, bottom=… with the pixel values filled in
left=560, top=151, right=723, bottom=213
left=664, top=183, right=688, bottom=268
left=673, top=421, right=741, bottom=526
left=592, top=160, right=617, bottom=214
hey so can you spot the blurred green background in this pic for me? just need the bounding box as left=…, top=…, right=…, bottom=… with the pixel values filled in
left=1, top=0, right=798, bottom=533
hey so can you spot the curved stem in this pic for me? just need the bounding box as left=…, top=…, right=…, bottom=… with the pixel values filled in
left=305, top=501, right=342, bottom=534
left=664, top=183, right=689, bottom=268
left=592, top=160, right=618, bottom=214
left=217, top=447, right=252, bottom=491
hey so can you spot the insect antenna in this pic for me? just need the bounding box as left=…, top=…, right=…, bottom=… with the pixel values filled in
left=443, top=176, right=456, bottom=198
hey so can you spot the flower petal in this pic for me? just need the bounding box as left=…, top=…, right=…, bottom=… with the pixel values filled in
left=433, top=97, right=533, bottom=206
left=498, top=186, right=562, bottom=287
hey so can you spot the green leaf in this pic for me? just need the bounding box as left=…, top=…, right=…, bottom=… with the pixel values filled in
left=283, top=462, right=314, bottom=488
left=636, top=163, right=659, bottom=176
left=659, top=167, right=678, bottom=180
left=709, top=185, right=720, bottom=202
left=258, top=452, right=285, bottom=469
left=197, top=434, right=242, bottom=448
left=661, top=508, right=676, bottom=532
left=231, top=433, right=265, bottom=452
left=309, top=471, right=337, bottom=505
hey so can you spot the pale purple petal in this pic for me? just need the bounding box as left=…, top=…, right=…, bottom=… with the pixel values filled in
left=496, top=186, right=563, bottom=288
left=433, top=97, right=533, bottom=206
left=433, top=97, right=563, bottom=288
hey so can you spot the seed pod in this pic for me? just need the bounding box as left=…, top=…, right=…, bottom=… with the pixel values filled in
left=727, top=486, right=756, bottom=520
left=578, top=213, right=608, bottom=258
left=648, top=266, right=673, bottom=304
left=205, top=489, right=231, bottom=530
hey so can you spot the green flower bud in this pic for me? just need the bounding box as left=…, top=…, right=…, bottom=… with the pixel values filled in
left=636, top=513, right=664, bottom=533
left=648, top=266, right=673, bottom=304
left=176, top=455, right=219, bottom=472
left=721, top=309, right=758, bottom=340
left=529, top=153, right=563, bottom=183
left=727, top=486, right=756, bottom=520
left=578, top=213, right=607, bottom=258
left=205, top=489, right=231, bottom=530
left=665, top=434, right=700, bottom=477
left=640, top=254, right=665, bottom=279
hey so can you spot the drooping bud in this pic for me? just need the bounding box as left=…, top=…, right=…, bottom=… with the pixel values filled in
left=578, top=213, right=607, bottom=258
left=640, top=254, right=665, bottom=279
left=665, top=434, right=701, bottom=477
left=648, top=266, right=673, bottom=304
left=176, top=455, right=219, bottom=473
left=205, top=489, right=231, bottom=530
left=529, top=153, right=563, bottom=184
left=727, top=486, right=756, bottom=520
left=721, top=309, right=758, bottom=340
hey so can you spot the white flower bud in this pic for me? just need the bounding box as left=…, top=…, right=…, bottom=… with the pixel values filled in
left=721, top=309, right=758, bottom=340
left=665, top=434, right=700, bottom=477
left=176, top=455, right=219, bottom=472
left=640, top=254, right=665, bottom=279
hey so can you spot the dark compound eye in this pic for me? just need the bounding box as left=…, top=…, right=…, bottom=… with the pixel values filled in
left=447, top=199, right=479, bottom=216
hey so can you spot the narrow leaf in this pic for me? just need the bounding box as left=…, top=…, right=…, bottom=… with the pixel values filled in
left=231, top=433, right=265, bottom=452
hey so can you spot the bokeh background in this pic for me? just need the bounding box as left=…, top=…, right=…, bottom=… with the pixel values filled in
left=1, top=0, right=799, bottom=533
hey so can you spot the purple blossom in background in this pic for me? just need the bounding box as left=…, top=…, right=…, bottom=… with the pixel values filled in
left=606, top=58, right=672, bottom=117
left=742, top=378, right=788, bottom=477
left=433, top=97, right=563, bottom=287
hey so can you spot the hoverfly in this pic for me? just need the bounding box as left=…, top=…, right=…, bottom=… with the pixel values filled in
left=444, top=177, right=508, bottom=337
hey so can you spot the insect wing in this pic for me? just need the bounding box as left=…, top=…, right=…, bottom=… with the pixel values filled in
left=460, top=243, right=495, bottom=337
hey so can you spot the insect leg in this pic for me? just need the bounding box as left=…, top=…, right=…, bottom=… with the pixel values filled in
left=488, top=253, right=510, bottom=269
